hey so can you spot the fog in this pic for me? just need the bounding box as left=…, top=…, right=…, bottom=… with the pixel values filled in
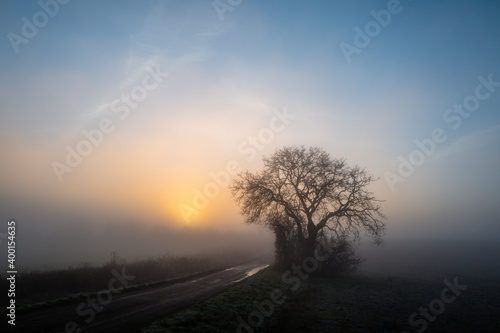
left=0, top=196, right=274, bottom=271
left=358, top=239, right=500, bottom=278
left=2, top=188, right=499, bottom=279
left=1, top=0, right=500, bottom=282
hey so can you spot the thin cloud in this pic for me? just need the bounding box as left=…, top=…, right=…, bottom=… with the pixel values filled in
left=432, top=124, right=500, bottom=161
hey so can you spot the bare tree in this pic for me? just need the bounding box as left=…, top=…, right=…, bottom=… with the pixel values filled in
left=230, top=146, right=385, bottom=262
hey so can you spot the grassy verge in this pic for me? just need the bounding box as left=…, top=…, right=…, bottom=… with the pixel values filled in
left=140, top=266, right=305, bottom=332
left=140, top=269, right=500, bottom=333
left=0, top=267, right=229, bottom=315
left=1, top=251, right=262, bottom=309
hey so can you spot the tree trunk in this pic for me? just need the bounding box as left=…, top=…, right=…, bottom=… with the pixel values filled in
left=302, top=228, right=318, bottom=258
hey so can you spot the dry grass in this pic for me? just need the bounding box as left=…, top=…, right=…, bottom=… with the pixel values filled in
left=0, top=251, right=255, bottom=307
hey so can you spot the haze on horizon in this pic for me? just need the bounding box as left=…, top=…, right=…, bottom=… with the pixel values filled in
left=1, top=0, right=499, bottom=272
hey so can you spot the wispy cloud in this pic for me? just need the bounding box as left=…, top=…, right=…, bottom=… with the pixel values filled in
left=432, top=124, right=500, bottom=161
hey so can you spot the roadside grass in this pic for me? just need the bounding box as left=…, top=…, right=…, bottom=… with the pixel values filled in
left=141, top=269, right=500, bottom=333
left=140, top=266, right=305, bottom=333
left=1, top=251, right=264, bottom=315
left=0, top=267, right=231, bottom=316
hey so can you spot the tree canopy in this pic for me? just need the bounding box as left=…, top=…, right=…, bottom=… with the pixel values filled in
left=231, top=146, right=385, bottom=261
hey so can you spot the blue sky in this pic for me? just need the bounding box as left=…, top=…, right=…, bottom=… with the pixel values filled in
left=1, top=0, right=499, bottom=267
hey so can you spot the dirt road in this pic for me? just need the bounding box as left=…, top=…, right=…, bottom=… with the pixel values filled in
left=15, top=261, right=270, bottom=332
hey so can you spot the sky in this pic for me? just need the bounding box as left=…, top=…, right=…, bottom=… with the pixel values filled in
left=1, top=0, right=499, bottom=269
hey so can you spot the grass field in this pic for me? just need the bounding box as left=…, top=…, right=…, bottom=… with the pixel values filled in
left=140, top=266, right=500, bottom=333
